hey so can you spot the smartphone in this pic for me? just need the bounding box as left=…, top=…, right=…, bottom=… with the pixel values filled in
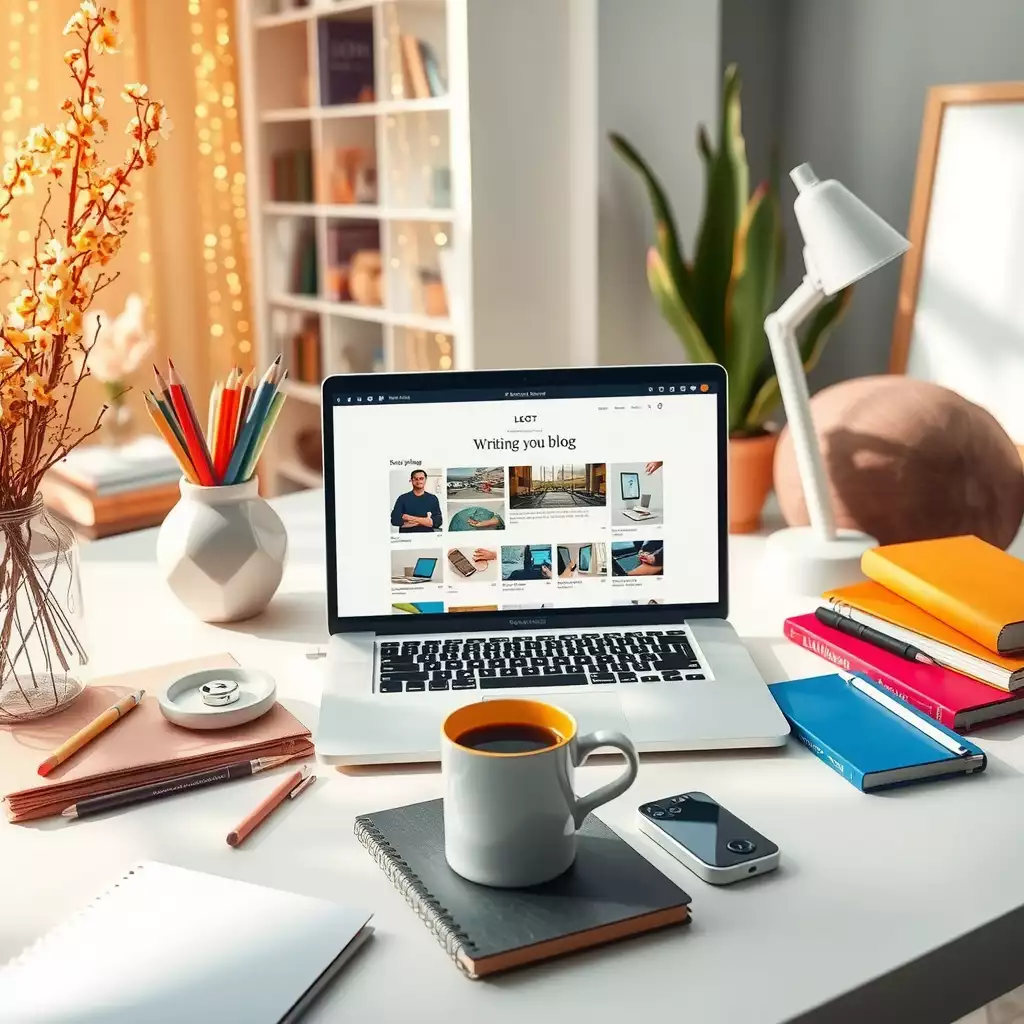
left=447, top=550, right=477, bottom=577
left=637, top=792, right=779, bottom=885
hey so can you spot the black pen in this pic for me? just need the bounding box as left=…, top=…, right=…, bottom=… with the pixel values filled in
left=815, top=606, right=935, bottom=666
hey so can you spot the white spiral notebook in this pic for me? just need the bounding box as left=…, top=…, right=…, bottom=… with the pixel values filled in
left=0, top=862, right=372, bottom=1023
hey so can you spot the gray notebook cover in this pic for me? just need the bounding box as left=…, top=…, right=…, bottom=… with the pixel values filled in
left=354, top=798, right=691, bottom=978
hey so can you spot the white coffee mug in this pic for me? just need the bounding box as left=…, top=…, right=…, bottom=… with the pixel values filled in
left=441, top=699, right=639, bottom=888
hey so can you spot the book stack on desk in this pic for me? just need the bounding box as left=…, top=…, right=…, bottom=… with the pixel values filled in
left=783, top=533, right=1024, bottom=734
left=42, top=436, right=182, bottom=538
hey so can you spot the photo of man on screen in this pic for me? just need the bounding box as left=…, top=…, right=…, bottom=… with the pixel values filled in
left=391, top=469, right=443, bottom=533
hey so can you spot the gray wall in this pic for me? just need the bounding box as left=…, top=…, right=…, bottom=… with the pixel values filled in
left=772, top=0, right=1024, bottom=390
left=597, top=0, right=721, bottom=366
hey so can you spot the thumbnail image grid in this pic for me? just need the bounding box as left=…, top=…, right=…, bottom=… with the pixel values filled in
left=611, top=540, right=664, bottom=576
left=508, top=464, right=606, bottom=510
left=447, top=499, right=506, bottom=532
left=501, top=545, right=553, bottom=581
left=610, top=461, right=664, bottom=524
left=446, top=545, right=500, bottom=583
left=390, top=549, right=442, bottom=585
left=389, top=467, right=444, bottom=534
left=447, top=466, right=506, bottom=500
left=555, top=542, right=608, bottom=578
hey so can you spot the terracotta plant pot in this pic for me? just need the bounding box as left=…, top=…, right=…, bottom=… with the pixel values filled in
left=728, top=432, right=777, bottom=533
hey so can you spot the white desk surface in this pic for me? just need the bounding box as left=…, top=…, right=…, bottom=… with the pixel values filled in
left=4, top=489, right=1024, bottom=1024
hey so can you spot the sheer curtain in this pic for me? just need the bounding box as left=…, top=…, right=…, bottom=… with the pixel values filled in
left=0, top=0, right=253, bottom=435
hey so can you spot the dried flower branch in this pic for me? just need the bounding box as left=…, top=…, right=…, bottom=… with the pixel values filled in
left=0, top=1, right=169, bottom=511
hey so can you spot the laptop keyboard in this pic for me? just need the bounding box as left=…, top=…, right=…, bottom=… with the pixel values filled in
left=376, top=630, right=707, bottom=693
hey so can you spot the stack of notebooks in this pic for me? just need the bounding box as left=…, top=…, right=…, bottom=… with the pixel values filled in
left=1, top=654, right=313, bottom=822
left=43, top=436, right=182, bottom=538
left=775, top=534, right=1024, bottom=790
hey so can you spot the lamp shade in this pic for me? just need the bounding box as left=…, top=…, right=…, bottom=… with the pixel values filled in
left=791, top=164, right=910, bottom=295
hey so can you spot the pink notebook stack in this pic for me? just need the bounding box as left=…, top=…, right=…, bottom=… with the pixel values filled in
left=784, top=613, right=1024, bottom=732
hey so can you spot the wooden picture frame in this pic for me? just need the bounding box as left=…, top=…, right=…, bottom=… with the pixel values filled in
left=890, top=82, right=1024, bottom=445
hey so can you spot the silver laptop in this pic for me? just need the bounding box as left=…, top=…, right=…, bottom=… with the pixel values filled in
left=317, top=364, right=788, bottom=765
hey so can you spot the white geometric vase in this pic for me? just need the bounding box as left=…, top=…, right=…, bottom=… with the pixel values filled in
left=156, top=477, right=287, bottom=623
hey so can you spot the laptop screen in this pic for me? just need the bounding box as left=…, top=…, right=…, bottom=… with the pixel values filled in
left=325, top=368, right=725, bottom=630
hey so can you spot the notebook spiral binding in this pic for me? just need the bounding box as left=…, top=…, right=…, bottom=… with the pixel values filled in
left=4, top=863, right=146, bottom=971
left=353, top=817, right=477, bottom=978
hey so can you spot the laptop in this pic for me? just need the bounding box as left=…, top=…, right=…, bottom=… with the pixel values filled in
left=318, top=364, right=789, bottom=764
left=390, top=556, right=438, bottom=584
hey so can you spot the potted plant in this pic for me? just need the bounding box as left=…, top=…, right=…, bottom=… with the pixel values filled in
left=609, top=65, right=851, bottom=532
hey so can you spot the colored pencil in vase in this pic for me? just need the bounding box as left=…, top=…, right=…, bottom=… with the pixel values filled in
left=239, top=373, right=288, bottom=482
left=223, top=355, right=283, bottom=485
left=213, top=369, right=239, bottom=481
left=144, top=391, right=199, bottom=484
left=152, top=364, right=189, bottom=452
left=166, top=359, right=216, bottom=486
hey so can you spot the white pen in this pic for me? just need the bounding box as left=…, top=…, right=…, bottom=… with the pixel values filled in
left=841, top=672, right=971, bottom=757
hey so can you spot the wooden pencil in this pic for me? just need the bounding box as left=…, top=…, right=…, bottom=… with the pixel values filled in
left=236, top=368, right=255, bottom=429
left=207, top=381, right=222, bottom=445
left=38, top=689, right=145, bottom=777
left=145, top=392, right=200, bottom=484
left=167, top=360, right=216, bottom=486
left=214, top=370, right=238, bottom=481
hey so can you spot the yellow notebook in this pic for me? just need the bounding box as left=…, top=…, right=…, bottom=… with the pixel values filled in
left=824, top=580, right=1024, bottom=691
left=861, top=536, right=1024, bottom=654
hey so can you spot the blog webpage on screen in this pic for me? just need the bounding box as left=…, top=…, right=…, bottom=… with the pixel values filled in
left=332, top=387, right=720, bottom=620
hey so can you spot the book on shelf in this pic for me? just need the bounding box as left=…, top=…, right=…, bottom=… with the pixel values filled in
left=51, top=436, right=180, bottom=493
left=784, top=612, right=1024, bottom=732
left=270, top=150, right=313, bottom=203
left=289, top=225, right=318, bottom=296
left=41, top=475, right=179, bottom=535
left=400, top=36, right=447, bottom=100
left=289, top=316, right=321, bottom=384
left=318, top=19, right=374, bottom=106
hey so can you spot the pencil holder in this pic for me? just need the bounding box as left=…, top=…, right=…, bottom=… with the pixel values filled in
left=156, top=477, right=287, bottom=623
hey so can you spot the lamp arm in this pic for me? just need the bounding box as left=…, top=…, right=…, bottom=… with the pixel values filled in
left=764, top=276, right=836, bottom=541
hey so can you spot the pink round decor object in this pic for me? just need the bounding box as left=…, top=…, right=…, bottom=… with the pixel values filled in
left=773, top=376, right=1024, bottom=549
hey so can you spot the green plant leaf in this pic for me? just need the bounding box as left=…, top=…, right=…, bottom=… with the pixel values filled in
left=647, top=247, right=715, bottom=364
left=697, top=124, right=714, bottom=168
left=608, top=131, right=691, bottom=308
left=691, top=63, right=749, bottom=361
left=741, top=286, right=854, bottom=430
left=724, top=184, right=783, bottom=432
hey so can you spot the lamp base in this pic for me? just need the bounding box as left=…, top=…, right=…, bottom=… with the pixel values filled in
left=764, top=526, right=877, bottom=595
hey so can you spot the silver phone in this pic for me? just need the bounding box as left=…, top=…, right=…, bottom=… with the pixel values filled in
left=637, top=792, right=780, bottom=885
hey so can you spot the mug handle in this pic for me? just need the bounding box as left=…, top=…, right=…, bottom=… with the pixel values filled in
left=570, top=730, right=639, bottom=829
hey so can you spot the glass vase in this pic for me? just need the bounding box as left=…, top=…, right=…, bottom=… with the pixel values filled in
left=0, top=495, right=88, bottom=721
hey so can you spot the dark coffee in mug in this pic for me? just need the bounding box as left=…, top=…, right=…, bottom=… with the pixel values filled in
left=456, top=723, right=562, bottom=755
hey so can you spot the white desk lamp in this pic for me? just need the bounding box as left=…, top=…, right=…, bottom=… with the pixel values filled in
left=764, top=164, right=910, bottom=593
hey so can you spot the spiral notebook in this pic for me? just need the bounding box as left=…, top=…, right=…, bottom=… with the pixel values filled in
left=354, top=798, right=691, bottom=979
left=0, top=862, right=372, bottom=1023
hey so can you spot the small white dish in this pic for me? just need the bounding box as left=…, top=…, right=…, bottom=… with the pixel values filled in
left=159, top=668, right=277, bottom=730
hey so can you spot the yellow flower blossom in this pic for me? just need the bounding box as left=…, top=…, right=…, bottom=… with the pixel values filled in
left=26, top=326, right=52, bottom=352
left=24, top=373, right=54, bottom=406
left=63, top=11, right=86, bottom=36
left=11, top=290, right=38, bottom=318
left=0, top=351, right=14, bottom=374
left=121, top=82, right=148, bottom=101
left=95, top=23, right=119, bottom=54
left=4, top=327, right=29, bottom=351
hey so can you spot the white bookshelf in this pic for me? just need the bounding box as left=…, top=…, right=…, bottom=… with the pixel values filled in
left=237, top=0, right=598, bottom=494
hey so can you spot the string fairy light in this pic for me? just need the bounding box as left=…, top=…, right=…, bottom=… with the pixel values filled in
left=188, top=0, right=253, bottom=373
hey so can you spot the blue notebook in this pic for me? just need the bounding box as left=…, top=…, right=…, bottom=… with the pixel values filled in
left=769, top=673, right=987, bottom=792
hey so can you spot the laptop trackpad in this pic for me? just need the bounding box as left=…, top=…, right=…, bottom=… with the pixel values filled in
left=481, top=693, right=632, bottom=741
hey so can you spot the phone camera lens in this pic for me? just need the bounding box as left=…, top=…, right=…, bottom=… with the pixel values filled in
left=667, top=806, right=682, bottom=815
left=727, top=838, right=756, bottom=854
left=651, top=808, right=666, bottom=818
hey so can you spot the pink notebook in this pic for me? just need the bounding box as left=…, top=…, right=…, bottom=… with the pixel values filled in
left=784, top=613, right=1024, bottom=732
